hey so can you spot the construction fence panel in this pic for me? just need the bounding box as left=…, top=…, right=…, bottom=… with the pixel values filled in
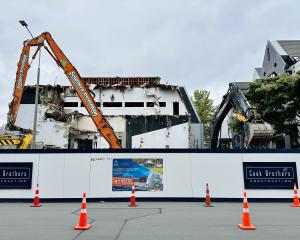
left=0, top=151, right=299, bottom=199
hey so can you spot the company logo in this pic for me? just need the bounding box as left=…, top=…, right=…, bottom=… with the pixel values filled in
left=68, top=71, right=97, bottom=117
left=1, top=168, right=30, bottom=179
left=246, top=167, right=294, bottom=180
left=17, top=54, right=29, bottom=88
left=0, top=162, right=33, bottom=189
left=243, top=162, right=297, bottom=189
left=60, top=60, right=67, bottom=67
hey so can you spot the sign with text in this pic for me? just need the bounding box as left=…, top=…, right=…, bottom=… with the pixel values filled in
left=0, top=162, right=33, bottom=189
left=243, top=162, right=297, bottom=189
left=112, top=158, right=163, bottom=191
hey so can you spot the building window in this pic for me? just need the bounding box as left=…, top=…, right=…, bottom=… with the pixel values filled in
left=125, top=102, right=144, bottom=107
left=173, top=102, right=179, bottom=115
left=81, top=102, right=100, bottom=107
left=103, top=102, right=122, bottom=107
left=64, top=102, right=78, bottom=107
left=267, top=47, right=270, bottom=61
left=76, top=139, right=93, bottom=149
left=146, top=102, right=166, bottom=107
left=147, top=102, right=154, bottom=107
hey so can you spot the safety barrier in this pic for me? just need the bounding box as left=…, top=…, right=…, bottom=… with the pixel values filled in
left=0, top=149, right=299, bottom=199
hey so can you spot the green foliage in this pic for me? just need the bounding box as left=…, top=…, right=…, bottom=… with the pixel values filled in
left=228, top=118, right=244, bottom=134
left=191, top=90, right=215, bottom=147
left=191, top=90, right=215, bottom=124
left=246, top=73, right=300, bottom=146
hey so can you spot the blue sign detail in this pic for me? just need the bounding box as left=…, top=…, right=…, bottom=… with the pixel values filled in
left=243, top=162, right=298, bottom=189
left=113, top=159, right=150, bottom=178
left=0, top=162, right=33, bottom=189
left=112, top=158, right=163, bottom=191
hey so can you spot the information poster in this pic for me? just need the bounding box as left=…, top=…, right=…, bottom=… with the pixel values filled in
left=112, top=158, right=163, bottom=191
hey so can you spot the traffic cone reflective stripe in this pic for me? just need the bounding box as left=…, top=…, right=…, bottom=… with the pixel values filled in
left=291, top=183, right=300, bottom=207
left=74, top=193, right=91, bottom=230
left=238, top=192, right=256, bottom=230
left=243, top=193, right=248, bottom=209
left=82, top=196, right=87, bottom=208
left=128, top=184, right=138, bottom=207
left=31, top=184, right=41, bottom=207
left=203, top=183, right=213, bottom=207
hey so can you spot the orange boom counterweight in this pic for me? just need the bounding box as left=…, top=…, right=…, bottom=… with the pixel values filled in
left=8, top=32, right=121, bottom=149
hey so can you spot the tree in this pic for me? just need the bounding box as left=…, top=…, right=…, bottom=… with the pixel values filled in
left=246, top=73, right=300, bottom=147
left=191, top=90, right=215, bottom=147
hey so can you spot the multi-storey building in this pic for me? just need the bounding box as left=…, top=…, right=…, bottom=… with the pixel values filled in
left=15, top=77, right=203, bottom=149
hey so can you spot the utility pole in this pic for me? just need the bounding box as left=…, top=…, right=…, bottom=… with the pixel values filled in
left=32, top=50, right=41, bottom=148
left=19, top=20, right=40, bottom=148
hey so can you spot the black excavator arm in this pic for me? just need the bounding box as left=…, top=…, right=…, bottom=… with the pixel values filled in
left=211, top=82, right=274, bottom=149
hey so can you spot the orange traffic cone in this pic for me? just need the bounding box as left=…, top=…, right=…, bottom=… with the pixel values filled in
left=291, top=183, right=300, bottom=207
left=128, top=183, right=138, bottom=207
left=31, top=184, right=41, bottom=207
left=203, top=183, right=213, bottom=207
left=74, top=193, right=91, bottom=230
left=238, top=192, right=256, bottom=230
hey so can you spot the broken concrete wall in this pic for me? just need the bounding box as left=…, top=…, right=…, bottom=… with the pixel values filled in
left=68, top=129, right=109, bottom=149
left=63, top=86, right=187, bottom=116
left=15, top=85, right=73, bottom=148
left=15, top=83, right=203, bottom=149
left=126, top=115, right=189, bottom=148
left=71, top=115, right=126, bottom=148
left=189, top=123, right=204, bottom=148
left=132, top=122, right=191, bottom=148
left=37, top=120, right=69, bottom=148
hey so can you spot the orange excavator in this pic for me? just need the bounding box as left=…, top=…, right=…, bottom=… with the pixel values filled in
left=7, top=32, right=121, bottom=149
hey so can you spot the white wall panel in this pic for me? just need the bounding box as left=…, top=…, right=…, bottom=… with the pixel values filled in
left=132, top=123, right=190, bottom=149
left=38, top=154, right=65, bottom=198
left=90, top=154, right=113, bottom=198
left=63, top=153, right=91, bottom=198
left=164, top=153, right=192, bottom=197
left=0, top=152, right=300, bottom=199
left=191, top=153, right=243, bottom=198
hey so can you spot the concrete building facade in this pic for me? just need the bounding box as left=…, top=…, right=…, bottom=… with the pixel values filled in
left=15, top=77, right=203, bottom=149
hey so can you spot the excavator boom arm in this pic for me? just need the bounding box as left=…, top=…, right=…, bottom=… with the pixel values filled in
left=8, top=32, right=121, bottom=149
left=211, top=82, right=274, bottom=148
left=8, top=43, right=31, bottom=126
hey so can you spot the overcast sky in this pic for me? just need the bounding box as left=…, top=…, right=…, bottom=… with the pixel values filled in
left=0, top=0, right=299, bottom=125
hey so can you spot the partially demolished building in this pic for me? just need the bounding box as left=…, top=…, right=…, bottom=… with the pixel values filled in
left=217, top=40, right=300, bottom=149
left=15, top=77, right=203, bottom=149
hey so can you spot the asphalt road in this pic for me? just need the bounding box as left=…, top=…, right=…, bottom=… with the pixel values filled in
left=1, top=201, right=300, bottom=240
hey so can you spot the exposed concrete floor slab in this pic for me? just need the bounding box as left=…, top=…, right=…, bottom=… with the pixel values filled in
left=1, top=202, right=300, bottom=240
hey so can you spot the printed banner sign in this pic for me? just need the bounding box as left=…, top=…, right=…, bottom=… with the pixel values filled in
left=0, top=162, right=33, bottom=189
left=243, top=162, right=297, bottom=189
left=112, top=158, right=163, bottom=191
